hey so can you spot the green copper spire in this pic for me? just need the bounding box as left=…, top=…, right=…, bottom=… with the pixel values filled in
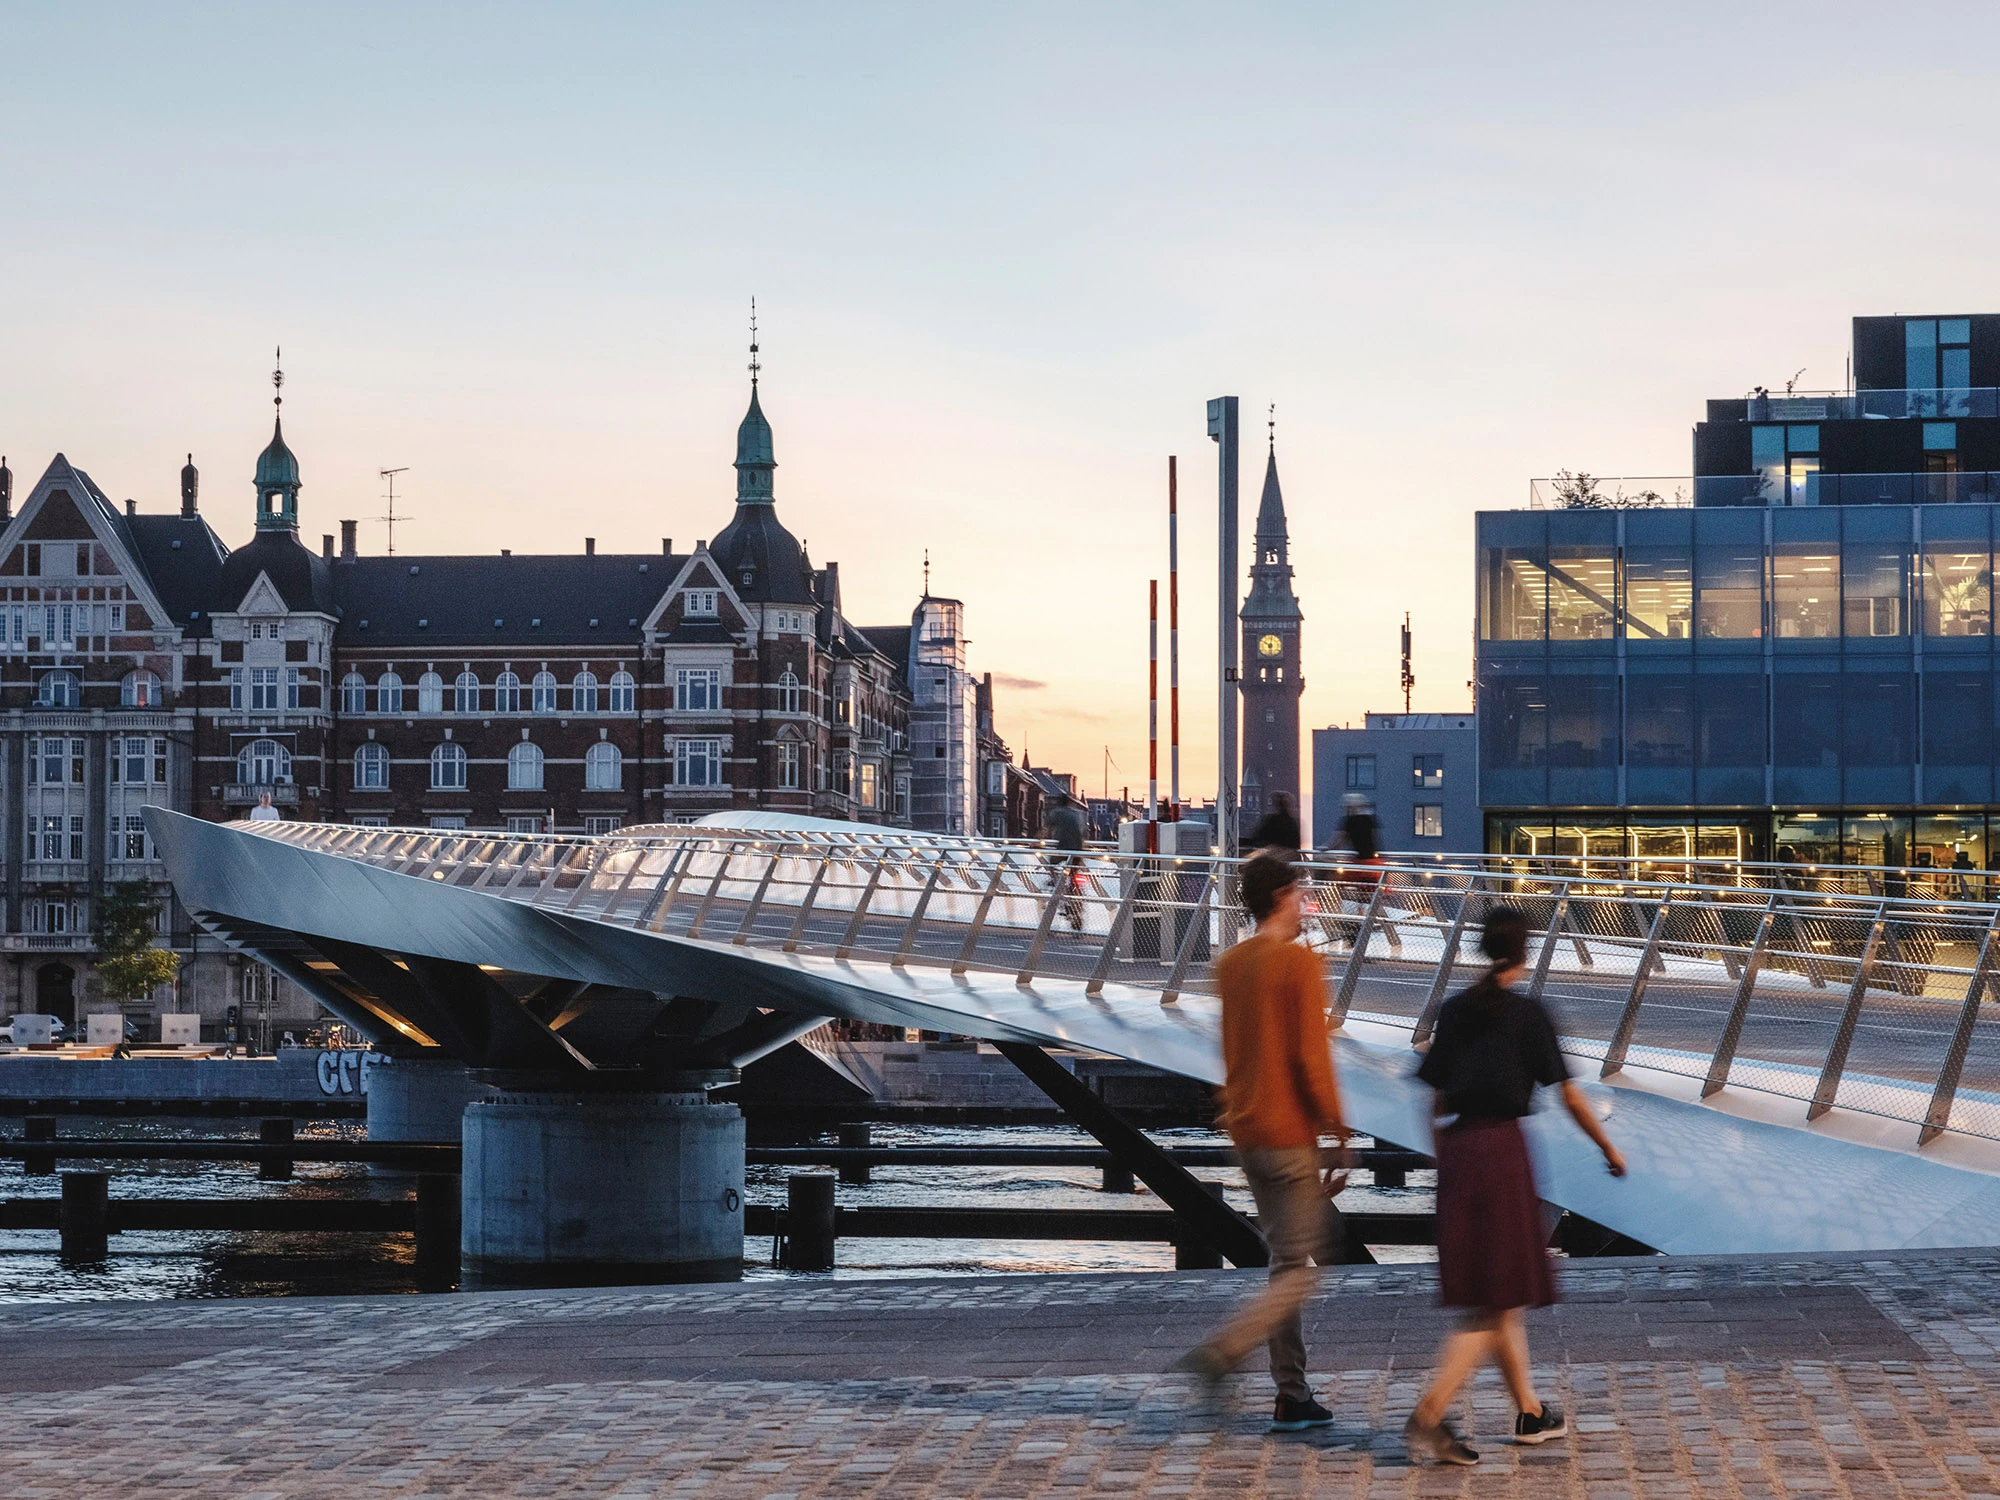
left=733, top=301, right=775, bottom=504
left=253, top=348, right=300, bottom=532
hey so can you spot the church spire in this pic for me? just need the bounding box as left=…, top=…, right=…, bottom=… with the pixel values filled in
left=734, top=301, right=776, bottom=505
left=252, top=347, right=301, bottom=533
left=1242, top=426, right=1300, bottom=621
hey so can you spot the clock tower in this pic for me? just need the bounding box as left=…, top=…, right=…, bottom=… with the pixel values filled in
left=1239, top=430, right=1303, bottom=823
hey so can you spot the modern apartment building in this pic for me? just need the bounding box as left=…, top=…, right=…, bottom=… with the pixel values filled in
left=1312, top=713, right=1478, bottom=853
left=1478, top=313, right=2000, bottom=868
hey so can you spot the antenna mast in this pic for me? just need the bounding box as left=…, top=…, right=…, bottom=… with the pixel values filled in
left=377, top=468, right=412, bottom=557
left=1401, top=613, right=1414, bottom=714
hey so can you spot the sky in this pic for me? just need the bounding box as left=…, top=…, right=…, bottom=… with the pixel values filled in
left=5, top=2, right=2000, bottom=824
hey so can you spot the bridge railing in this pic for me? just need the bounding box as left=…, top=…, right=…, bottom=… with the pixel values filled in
left=240, top=821, right=2000, bottom=1151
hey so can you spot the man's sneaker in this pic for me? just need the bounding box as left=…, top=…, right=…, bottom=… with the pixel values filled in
left=1270, top=1394, right=1335, bottom=1432
left=1513, top=1402, right=1568, bottom=1445
left=1403, top=1412, right=1479, bottom=1465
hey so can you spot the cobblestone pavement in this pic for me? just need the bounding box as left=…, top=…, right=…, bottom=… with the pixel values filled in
left=7, top=1249, right=2000, bottom=1497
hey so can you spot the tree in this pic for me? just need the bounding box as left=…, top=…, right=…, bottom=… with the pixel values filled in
left=95, top=881, right=179, bottom=1003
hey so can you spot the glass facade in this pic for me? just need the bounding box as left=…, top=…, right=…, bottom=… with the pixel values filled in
left=1477, top=503, right=2000, bottom=861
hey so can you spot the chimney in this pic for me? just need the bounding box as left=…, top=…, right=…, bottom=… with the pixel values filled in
left=502, top=548, right=512, bottom=557
left=180, top=453, right=198, bottom=518
left=339, top=519, right=358, bottom=559
left=322, top=534, right=335, bottom=560
left=585, top=537, right=596, bottom=556
left=662, top=538, right=672, bottom=554
left=126, top=499, right=138, bottom=517
left=0, top=455, right=10, bottom=523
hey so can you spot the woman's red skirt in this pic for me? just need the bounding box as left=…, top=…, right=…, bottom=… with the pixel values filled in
left=1434, top=1117, right=1557, bottom=1310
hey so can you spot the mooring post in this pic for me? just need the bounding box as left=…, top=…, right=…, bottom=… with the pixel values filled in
left=836, top=1122, right=871, bottom=1185
left=59, top=1171, right=109, bottom=1260
left=1174, top=1182, right=1228, bottom=1269
left=24, top=1115, right=55, bottom=1176
left=785, top=1172, right=837, bottom=1272
left=259, top=1117, right=294, bottom=1181
left=1101, top=1161, right=1136, bottom=1194
left=414, top=1172, right=460, bottom=1289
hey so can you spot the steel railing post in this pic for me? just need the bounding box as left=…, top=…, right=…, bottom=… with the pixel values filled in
left=835, top=855, right=889, bottom=960
left=1160, top=869, right=1216, bottom=1006
left=733, top=843, right=789, bottom=945
left=892, top=862, right=946, bottom=967
left=1016, top=862, right=1070, bottom=984
left=684, top=846, right=736, bottom=938
left=1599, top=894, right=1675, bottom=1078
left=951, top=861, right=1012, bottom=976
left=1412, top=875, right=1484, bottom=1047
left=782, top=857, right=833, bottom=952
left=1331, top=874, right=1389, bottom=1023
left=633, top=843, right=692, bottom=930
left=1526, top=884, right=1571, bottom=1003
left=1808, top=902, right=1889, bottom=1120
left=1085, top=867, right=1146, bottom=996
left=1701, top=894, right=1780, bottom=1098
left=1922, top=915, right=2000, bottom=1145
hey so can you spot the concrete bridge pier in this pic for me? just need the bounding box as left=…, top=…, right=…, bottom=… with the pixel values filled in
left=366, top=1055, right=493, bottom=1144
left=460, top=1081, right=745, bottom=1287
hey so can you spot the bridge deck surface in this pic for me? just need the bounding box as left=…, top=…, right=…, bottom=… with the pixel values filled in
left=7, top=1250, right=2000, bottom=1497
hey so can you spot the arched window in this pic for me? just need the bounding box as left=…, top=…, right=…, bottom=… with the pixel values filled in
left=507, top=740, right=544, bottom=790
left=353, top=741, right=389, bottom=789
left=238, top=738, right=291, bottom=785
left=417, top=672, right=445, bottom=715
left=531, top=671, right=558, bottom=714
left=121, top=670, right=161, bottom=708
left=608, top=670, right=635, bottom=713
left=36, top=670, right=79, bottom=709
left=584, top=741, right=622, bottom=790
left=340, top=672, right=368, bottom=714
left=430, top=741, right=467, bottom=790
left=572, top=671, right=599, bottom=713
left=778, top=670, right=801, bottom=714
left=377, top=672, right=404, bottom=714
left=494, top=671, right=522, bottom=714
left=453, top=671, right=479, bottom=713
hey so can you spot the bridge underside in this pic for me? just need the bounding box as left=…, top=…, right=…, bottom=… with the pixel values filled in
left=146, top=811, right=2000, bottom=1267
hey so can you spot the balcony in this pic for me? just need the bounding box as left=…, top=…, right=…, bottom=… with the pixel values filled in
left=1528, top=472, right=2000, bottom=510
left=223, top=782, right=301, bottom=808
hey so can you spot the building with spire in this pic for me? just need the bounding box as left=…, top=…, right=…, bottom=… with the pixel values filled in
left=0, top=325, right=1023, bottom=1040
left=1239, top=428, right=1304, bottom=822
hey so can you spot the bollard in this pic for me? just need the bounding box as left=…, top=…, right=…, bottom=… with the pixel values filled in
left=24, top=1115, right=55, bottom=1176
left=1173, top=1181, right=1228, bottom=1270
left=59, top=1171, right=109, bottom=1260
left=1373, top=1162, right=1406, bottom=1189
left=413, top=1173, right=461, bottom=1290
left=259, top=1117, right=294, bottom=1181
left=784, top=1172, right=837, bottom=1272
left=836, top=1122, right=872, bottom=1185
left=1101, top=1162, right=1136, bottom=1194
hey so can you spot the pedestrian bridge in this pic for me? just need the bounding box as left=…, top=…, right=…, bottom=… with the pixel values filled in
left=146, top=810, right=2000, bottom=1265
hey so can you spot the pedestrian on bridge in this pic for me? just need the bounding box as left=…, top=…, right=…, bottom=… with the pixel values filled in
left=1173, top=849, right=1349, bottom=1432
left=1403, top=906, right=1626, bottom=1466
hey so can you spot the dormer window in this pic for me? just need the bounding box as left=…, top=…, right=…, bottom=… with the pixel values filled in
left=684, top=589, right=719, bottom=618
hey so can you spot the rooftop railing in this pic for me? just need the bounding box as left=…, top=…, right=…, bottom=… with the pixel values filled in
left=1734, top=388, right=2000, bottom=421
left=1528, top=472, right=2000, bottom=510
left=242, top=820, right=2000, bottom=1152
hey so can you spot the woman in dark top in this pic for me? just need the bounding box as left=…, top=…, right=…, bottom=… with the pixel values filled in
left=1403, top=907, right=1625, bottom=1466
left=1242, top=791, right=1301, bottom=853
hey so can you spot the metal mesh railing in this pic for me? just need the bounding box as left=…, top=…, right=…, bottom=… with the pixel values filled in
left=241, top=821, right=2000, bottom=1150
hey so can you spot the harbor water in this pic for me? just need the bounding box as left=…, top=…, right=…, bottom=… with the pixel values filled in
left=0, top=1120, right=1436, bottom=1302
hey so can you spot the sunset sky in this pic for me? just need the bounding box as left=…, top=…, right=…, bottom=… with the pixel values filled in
left=7, top=3, right=2000, bottom=822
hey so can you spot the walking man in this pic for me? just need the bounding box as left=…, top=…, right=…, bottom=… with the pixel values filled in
left=1176, top=849, right=1348, bottom=1430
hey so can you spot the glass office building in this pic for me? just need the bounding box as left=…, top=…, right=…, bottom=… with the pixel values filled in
left=1477, top=314, right=2000, bottom=870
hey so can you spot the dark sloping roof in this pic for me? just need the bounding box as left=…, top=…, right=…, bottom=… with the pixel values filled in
left=217, top=531, right=338, bottom=615
left=855, top=625, right=911, bottom=685
left=127, top=515, right=230, bottom=632
left=709, top=502, right=815, bottom=605
left=332, top=554, right=678, bottom=646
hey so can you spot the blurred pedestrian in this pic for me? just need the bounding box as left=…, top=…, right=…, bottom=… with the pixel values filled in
left=1403, top=907, right=1626, bottom=1466
left=1174, top=849, right=1349, bottom=1432
left=1243, top=791, right=1301, bottom=854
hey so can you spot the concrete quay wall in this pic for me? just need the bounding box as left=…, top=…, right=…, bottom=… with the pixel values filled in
left=0, top=1048, right=386, bottom=1111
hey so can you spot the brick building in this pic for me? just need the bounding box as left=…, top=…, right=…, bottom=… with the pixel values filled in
left=0, top=358, right=1006, bottom=1037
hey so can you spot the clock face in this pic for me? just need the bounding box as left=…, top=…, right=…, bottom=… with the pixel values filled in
left=1257, top=633, right=1284, bottom=658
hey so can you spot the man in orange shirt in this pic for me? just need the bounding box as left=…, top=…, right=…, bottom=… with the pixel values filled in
left=1174, top=849, right=1348, bottom=1431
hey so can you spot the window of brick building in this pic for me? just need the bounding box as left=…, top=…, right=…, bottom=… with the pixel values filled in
left=508, top=741, right=544, bottom=790
left=573, top=672, right=600, bottom=713
left=353, top=742, right=389, bottom=790
left=608, top=671, right=635, bottom=713
left=454, top=671, right=480, bottom=713
left=584, top=741, right=622, bottom=790
left=430, top=741, right=467, bottom=789
left=494, top=671, right=522, bottom=713
left=673, top=738, right=722, bottom=786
